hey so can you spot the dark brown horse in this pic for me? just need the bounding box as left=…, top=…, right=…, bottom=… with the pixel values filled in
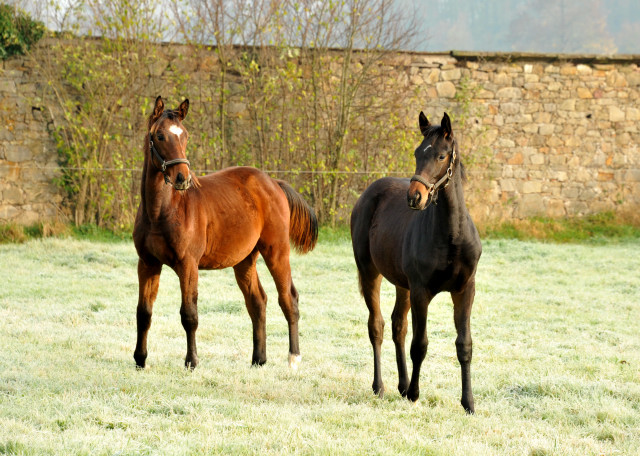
left=133, top=96, right=318, bottom=371
left=350, top=112, right=481, bottom=413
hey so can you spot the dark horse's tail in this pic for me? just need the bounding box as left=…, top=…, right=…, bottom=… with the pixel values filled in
left=276, top=181, right=318, bottom=254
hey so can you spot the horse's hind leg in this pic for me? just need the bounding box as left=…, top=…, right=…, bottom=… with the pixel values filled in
left=261, top=242, right=302, bottom=370
left=452, top=279, right=476, bottom=414
left=391, top=286, right=411, bottom=396
left=134, top=258, right=162, bottom=368
left=358, top=266, right=385, bottom=397
left=233, top=249, right=268, bottom=366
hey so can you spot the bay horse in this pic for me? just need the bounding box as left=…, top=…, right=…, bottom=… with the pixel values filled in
left=133, top=96, right=318, bottom=371
left=350, top=112, right=481, bottom=413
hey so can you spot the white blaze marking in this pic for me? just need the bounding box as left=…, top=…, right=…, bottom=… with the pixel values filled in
left=169, top=125, right=183, bottom=137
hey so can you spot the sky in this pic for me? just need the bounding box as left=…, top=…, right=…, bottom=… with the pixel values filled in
left=14, top=0, right=640, bottom=55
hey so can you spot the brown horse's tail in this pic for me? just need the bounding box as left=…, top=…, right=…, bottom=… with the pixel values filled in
left=276, top=180, right=318, bottom=254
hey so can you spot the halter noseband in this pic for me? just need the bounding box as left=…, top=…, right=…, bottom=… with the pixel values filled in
left=409, top=145, right=457, bottom=203
left=150, top=138, right=191, bottom=188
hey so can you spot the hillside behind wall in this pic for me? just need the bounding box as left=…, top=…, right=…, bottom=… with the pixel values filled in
left=1, top=41, right=640, bottom=225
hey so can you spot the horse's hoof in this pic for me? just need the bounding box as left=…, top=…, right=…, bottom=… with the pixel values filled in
left=251, top=359, right=267, bottom=367
left=407, top=388, right=419, bottom=403
left=288, top=354, right=301, bottom=371
left=398, top=381, right=409, bottom=397
left=185, top=356, right=199, bottom=370
left=134, top=353, right=146, bottom=369
left=372, top=383, right=385, bottom=398
left=462, top=399, right=475, bottom=414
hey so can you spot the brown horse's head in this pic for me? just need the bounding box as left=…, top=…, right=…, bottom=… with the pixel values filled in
left=147, top=96, right=192, bottom=191
left=407, top=112, right=457, bottom=210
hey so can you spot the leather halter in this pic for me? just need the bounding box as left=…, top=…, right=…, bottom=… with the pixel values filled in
left=409, top=145, right=457, bottom=203
left=150, top=138, right=191, bottom=188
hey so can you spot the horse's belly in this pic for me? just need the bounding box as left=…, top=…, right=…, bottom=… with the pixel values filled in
left=199, top=236, right=258, bottom=270
left=370, top=232, right=410, bottom=289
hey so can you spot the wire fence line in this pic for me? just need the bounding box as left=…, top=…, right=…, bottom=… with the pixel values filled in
left=0, top=164, right=412, bottom=176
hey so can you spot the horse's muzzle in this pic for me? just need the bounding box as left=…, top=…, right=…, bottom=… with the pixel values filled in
left=407, top=190, right=422, bottom=210
left=174, top=173, right=191, bottom=191
left=407, top=187, right=433, bottom=211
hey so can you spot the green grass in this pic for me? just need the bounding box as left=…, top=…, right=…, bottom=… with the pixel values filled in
left=1, top=236, right=639, bottom=455
left=481, top=212, right=640, bottom=243
left=3, top=210, right=640, bottom=245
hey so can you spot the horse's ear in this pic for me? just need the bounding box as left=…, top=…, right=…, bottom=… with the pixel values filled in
left=152, top=96, right=164, bottom=122
left=178, top=99, right=189, bottom=121
left=419, top=111, right=430, bottom=135
left=441, top=112, right=453, bottom=139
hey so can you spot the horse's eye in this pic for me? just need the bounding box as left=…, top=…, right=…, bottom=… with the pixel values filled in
left=157, top=133, right=165, bottom=141
left=439, top=154, right=446, bottom=161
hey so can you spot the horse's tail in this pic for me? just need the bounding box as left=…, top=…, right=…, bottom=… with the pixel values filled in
left=276, top=180, right=318, bottom=254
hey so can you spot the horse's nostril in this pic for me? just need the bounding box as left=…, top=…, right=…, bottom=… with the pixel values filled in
left=407, top=191, right=421, bottom=208
left=176, top=172, right=185, bottom=184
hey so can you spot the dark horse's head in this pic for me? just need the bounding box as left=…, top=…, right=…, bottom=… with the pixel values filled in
left=407, top=112, right=458, bottom=210
left=147, top=95, right=192, bottom=191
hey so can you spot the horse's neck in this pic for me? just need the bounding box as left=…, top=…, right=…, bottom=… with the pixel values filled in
left=141, top=158, right=174, bottom=223
left=431, top=176, right=469, bottom=243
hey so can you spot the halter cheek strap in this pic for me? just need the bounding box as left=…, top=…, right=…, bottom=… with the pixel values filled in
left=150, top=139, right=191, bottom=187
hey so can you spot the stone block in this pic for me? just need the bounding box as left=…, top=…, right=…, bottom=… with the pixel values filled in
left=496, top=87, right=522, bottom=99
left=560, top=65, right=577, bottom=75
left=625, top=169, right=640, bottom=182
left=0, top=204, right=19, bottom=220
left=435, top=81, right=456, bottom=98
left=576, top=64, right=592, bottom=75
left=577, top=87, right=593, bottom=99
left=441, top=68, right=461, bottom=81
left=507, top=152, right=523, bottom=165
left=609, top=106, right=625, bottom=122
left=546, top=198, right=566, bottom=217
left=518, top=193, right=545, bottom=217
left=559, top=99, right=576, bottom=111
left=426, top=69, right=440, bottom=84
left=494, top=72, right=511, bottom=85
left=538, top=124, right=555, bottom=135
left=499, top=178, right=516, bottom=192
left=530, top=154, right=545, bottom=165
left=2, top=186, right=24, bottom=204
left=0, top=80, right=17, bottom=93
left=522, top=180, right=543, bottom=193
left=5, top=146, right=32, bottom=162
left=501, top=102, right=521, bottom=115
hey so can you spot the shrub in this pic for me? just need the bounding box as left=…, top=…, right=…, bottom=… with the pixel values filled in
left=0, top=3, right=45, bottom=60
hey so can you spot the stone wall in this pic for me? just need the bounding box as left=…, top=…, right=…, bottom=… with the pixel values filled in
left=1, top=42, right=640, bottom=225
left=0, top=52, right=62, bottom=224
left=432, top=51, right=640, bottom=222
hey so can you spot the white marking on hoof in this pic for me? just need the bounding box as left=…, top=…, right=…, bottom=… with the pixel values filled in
left=288, top=354, right=302, bottom=371
left=169, top=125, right=183, bottom=137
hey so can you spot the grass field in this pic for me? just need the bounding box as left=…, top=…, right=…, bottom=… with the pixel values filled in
left=1, top=233, right=639, bottom=455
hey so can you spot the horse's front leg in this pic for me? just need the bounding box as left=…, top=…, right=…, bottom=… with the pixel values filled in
left=391, top=286, right=411, bottom=396
left=452, top=278, right=476, bottom=414
left=407, top=287, right=433, bottom=403
left=177, top=260, right=200, bottom=369
left=134, top=258, right=162, bottom=368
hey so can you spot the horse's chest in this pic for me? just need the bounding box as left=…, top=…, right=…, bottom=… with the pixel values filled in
left=140, top=233, right=174, bottom=264
left=410, top=250, right=474, bottom=294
